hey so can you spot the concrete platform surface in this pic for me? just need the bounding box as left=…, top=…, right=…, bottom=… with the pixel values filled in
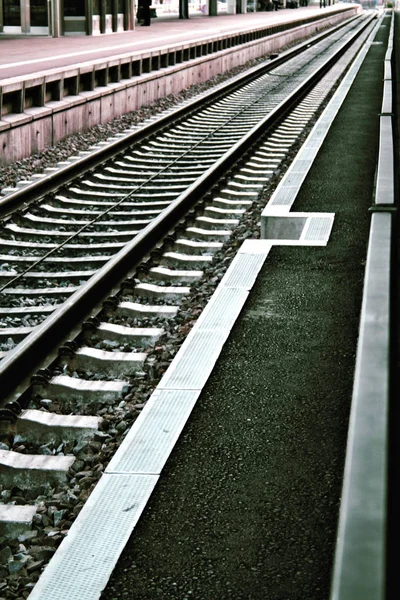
left=0, top=5, right=355, bottom=81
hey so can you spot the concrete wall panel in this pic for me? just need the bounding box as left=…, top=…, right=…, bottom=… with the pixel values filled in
left=30, top=118, right=53, bottom=154
left=64, top=103, right=87, bottom=137
left=86, top=99, right=102, bottom=130
left=145, top=81, right=158, bottom=105
left=2, top=125, right=32, bottom=164
left=125, top=85, right=138, bottom=114
left=100, top=93, right=116, bottom=124
left=156, top=77, right=167, bottom=101
left=52, top=111, right=67, bottom=145
left=112, top=89, right=128, bottom=119
left=136, top=83, right=149, bottom=110
left=0, top=130, right=13, bottom=166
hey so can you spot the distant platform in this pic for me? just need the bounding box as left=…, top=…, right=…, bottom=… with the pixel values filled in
left=0, top=6, right=357, bottom=81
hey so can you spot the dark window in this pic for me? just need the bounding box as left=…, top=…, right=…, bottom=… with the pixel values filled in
left=31, top=0, right=48, bottom=26
left=64, top=0, right=86, bottom=17
left=3, top=0, right=21, bottom=26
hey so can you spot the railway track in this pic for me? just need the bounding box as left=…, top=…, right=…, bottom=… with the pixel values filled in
left=0, top=10, right=386, bottom=599
left=0, top=11, right=374, bottom=397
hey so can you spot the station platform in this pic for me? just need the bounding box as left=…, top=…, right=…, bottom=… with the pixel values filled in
left=97, top=13, right=390, bottom=600
left=25, top=9, right=394, bottom=600
left=0, top=5, right=355, bottom=81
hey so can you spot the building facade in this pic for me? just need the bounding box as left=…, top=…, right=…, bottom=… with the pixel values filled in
left=0, top=0, right=325, bottom=36
left=0, top=0, right=136, bottom=35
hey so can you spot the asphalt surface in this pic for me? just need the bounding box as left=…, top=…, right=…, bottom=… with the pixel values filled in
left=101, top=15, right=387, bottom=600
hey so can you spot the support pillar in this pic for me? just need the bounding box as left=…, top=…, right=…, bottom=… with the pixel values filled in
left=51, top=0, right=61, bottom=36
left=179, top=0, right=189, bottom=18
left=209, top=0, right=217, bottom=15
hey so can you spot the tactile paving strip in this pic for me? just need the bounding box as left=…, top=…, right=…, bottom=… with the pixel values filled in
left=267, top=186, right=298, bottom=208
left=28, top=241, right=272, bottom=600
left=157, top=329, right=232, bottom=390
left=301, top=216, right=334, bottom=243
left=195, top=286, right=250, bottom=330
left=28, top=473, right=157, bottom=600
left=220, top=252, right=269, bottom=289
left=106, top=389, right=201, bottom=474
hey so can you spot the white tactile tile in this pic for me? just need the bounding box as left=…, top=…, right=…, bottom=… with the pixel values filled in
left=158, top=328, right=231, bottom=390
left=301, top=215, right=334, bottom=243
left=195, top=286, right=250, bottom=330
left=219, top=252, right=269, bottom=289
left=27, top=473, right=157, bottom=600
left=106, top=389, right=201, bottom=474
